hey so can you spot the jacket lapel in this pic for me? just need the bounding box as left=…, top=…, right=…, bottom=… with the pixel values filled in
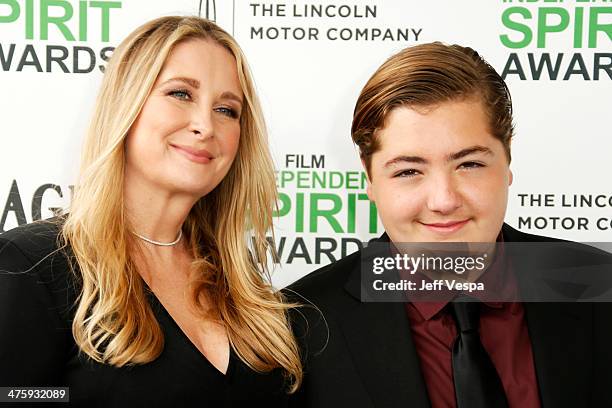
left=503, top=224, right=592, bottom=408
left=340, top=237, right=431, bottom=408
left=523, top=302, right=592, bottom=408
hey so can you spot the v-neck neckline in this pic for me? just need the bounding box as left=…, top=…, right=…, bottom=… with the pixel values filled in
left=144, top=287, right=235, bottom=378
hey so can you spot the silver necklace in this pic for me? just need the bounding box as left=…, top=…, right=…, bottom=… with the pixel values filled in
left=132, top=229, right=183, bottom=246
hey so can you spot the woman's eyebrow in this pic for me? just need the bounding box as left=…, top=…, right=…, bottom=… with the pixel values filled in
left=219, top=91, right=243, bottom=106
left=159, top=77, right=200, bottom=88
left=157, top=78, right=242, bottom=105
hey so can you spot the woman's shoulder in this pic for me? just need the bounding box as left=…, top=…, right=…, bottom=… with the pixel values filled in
left=0, top=216, right=75, bottom=386
left=0, top=216, right=65, bottom=260
left=0, top=216, right=75, bottom=310
left=0, top=215, right=70, bottom=269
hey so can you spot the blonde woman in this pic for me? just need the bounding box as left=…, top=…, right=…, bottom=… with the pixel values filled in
left=0, top=16, right=301, bottom=406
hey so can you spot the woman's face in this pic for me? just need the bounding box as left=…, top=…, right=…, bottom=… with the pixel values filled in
left=125, top=38, right=243, bottom=200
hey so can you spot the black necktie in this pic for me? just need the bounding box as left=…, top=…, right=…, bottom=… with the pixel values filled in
left=450, top=299, right=509, bottom=408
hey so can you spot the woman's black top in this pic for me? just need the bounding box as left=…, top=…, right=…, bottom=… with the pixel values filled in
left=0, top=220, right=288, bottom=407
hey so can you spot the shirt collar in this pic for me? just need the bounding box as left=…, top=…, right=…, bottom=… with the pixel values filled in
left=409, top=230, right=511, bottom=321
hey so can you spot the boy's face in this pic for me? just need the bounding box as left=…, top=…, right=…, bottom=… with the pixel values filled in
left=366, top=99, right=512, bottom=243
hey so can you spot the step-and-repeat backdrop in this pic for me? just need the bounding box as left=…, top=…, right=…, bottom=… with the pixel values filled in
left=1, top=0, right=611, bottom=286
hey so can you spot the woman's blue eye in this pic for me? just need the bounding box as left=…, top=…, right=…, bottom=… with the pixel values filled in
left=215, top=107, right=239, bottom=119
left=169, top=89, right=191, bottom=100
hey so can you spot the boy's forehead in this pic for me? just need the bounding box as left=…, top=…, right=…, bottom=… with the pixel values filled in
left=375, top=101, right=493, bottom=153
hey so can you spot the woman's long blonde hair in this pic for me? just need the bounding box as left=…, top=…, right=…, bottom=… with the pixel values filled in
left=61, top=16, right=301, bottom=391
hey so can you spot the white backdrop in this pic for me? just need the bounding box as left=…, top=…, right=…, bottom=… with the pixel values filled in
left=1, top=0, right=611, bottom=287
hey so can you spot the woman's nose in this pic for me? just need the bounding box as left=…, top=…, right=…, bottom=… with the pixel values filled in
left=189, top=108, right=214, bottom=140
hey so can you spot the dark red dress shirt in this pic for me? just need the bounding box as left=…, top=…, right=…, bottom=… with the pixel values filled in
left=404, top=234, right=541, bottom=408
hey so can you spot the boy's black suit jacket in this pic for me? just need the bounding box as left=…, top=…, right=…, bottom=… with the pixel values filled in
left=287, top=224, right=612, bottom=407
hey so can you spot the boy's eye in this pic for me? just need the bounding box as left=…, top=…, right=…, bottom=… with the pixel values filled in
left=459, top=161, right=484, bottom=169
left=394, top=169, right=421, bottom=178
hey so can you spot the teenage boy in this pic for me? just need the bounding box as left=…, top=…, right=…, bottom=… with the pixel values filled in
left=289, top=43, right=612, bottom=408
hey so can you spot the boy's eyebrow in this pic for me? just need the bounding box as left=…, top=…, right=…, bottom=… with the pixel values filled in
left=384, top=145, right=494, bottom=168
left=448, top=146, right=493, bottom=161
left=384, top=156, right=428, bottom=168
